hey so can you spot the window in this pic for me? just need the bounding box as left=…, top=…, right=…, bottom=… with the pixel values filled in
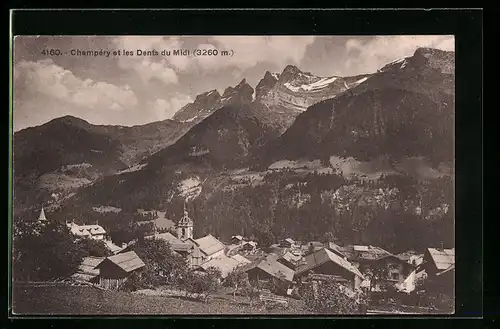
left=182, top=228, right=185, bottom=236
left=390, top=272, right=399, bottom=280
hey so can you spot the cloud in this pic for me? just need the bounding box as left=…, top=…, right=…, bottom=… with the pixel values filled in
left=112, top=36, right=183, bottom=84
left=15, top=59, right=138, bottom=110
left=111, top=36, right=315, bottom=75
left=344, top=35, right=455, bottom=74
left=198, top=36, right=316, bottom=71
left=150, top=94, right=193, bottom=121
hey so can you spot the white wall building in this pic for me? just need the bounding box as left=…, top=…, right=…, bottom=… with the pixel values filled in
left=67, top=222, right=107, bottom=240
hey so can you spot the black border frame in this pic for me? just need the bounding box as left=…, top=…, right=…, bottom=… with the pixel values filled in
left=7, top=8, right=484, bottom=327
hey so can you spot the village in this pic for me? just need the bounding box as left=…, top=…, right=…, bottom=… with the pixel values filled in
left=13, top=205, right=455, bottom=315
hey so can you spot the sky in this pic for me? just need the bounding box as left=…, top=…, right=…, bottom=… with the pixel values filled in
left=13, top=35, right=454, bottom=131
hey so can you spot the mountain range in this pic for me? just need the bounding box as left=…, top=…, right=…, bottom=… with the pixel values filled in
left=13, top=47, right=455, bottom=251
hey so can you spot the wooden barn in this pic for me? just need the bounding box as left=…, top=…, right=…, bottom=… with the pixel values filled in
left=294, top=248, right=365, bottom=291
left=94, top=251, right=145, bottom=290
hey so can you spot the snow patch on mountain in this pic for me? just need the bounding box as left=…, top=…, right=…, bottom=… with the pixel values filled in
left=283, top=76, right=338, bottom=92
left=116, top=163, right=147, bottom=175
left=301, top=76, right=339, bottom=91
left=355, top=77, right=368, bottom=85
left=182, top=116, right=198, bottom=123
left=92, top=206, right=122, bottom=213
left=178, top=177, right=202, bottom=201
left=269, top=159, right=324, bottom=170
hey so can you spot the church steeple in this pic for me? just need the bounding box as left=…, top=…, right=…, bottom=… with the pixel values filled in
left=176, top=201, right=193, bottom=240
left=38, top=207, right=47, bottom=223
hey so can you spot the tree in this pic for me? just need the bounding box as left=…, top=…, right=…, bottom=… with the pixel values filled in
left=301, top=279, right=367, bottom=314
left=13, top=220, right=86, bottom=281
left=132, top=237, right=189, bottom=288
left=182, top=266, right=222, bottom=302
left=322, top=231, right=336, bottom=243
left=76, top=238, right=112, bottom=257
left=224, top=268, right=249, bottom=299
left=363, top=264, right=390, bottom=292
left=242, top=279, right=263, bottom=307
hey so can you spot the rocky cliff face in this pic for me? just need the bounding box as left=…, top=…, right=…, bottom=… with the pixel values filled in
left=268, top=47, right=455, bottom=165
left=172, top=89, right=222, bottom=123
left=221, top=79, right=255, bottom=105
left=256, top=65, right=371, bottom=115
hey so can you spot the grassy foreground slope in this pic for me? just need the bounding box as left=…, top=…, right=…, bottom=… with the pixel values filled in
left=12, top=284, right=305, bottom=315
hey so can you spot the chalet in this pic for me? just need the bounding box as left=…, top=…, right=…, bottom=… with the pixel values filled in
left=368, top=254, right=416, bottom=292
left=340, top=245, right=415, bottom=291
left=340, top=245, right=393, bottom=264
left=194, top=234, right=226, bottom=260
left=240, top=241, right=258, bottom=251
left=95, top=251, right=145, bottom=290
left=294, top=248, right=365, bottom=291
left=419, top=248, right=455, bottom=277
left=277, top=251, right=303, bottom=270
left=280, top=238, right=295, bottom=248
left=195, top=254, right=251, bottom=278
left=71, top=256, right=104, bottom=283
left=145, top=232, right=194, bottom=257
left=238, top=257, right=295, bottom=292
left=231, top=235, right=244, bottom=245
left=417, top=248, right=455, bottom=294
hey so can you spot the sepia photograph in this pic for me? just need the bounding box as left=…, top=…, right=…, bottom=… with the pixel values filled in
left=11, top=35, right=455, bottom=315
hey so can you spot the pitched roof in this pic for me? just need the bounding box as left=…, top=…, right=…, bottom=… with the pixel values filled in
left=242, top=241, right=257, bottom=248
left=199, top=255, right=251, bottom=278
left=70, top=224, right=106, bottom=237
left=257, top=259, right=295, bottom=282
left=427, top=248, right=455, bottom=271
left=89, top=226, right=106, bottom=235
left=296, top=248, right=364, bottom=279
left=326, top=242, right=346, bottom=257
left=96, top=251, right=145, bottom=273
left=283, top=238, right=295, bottom=244
left=170, top=243, right=194, bottom=253
left=340, top=245, right=393, bottom=261
left=280, top=251, right=303, bottom=264
left=145, top=232, right=182, bottom=244
left=104, top=240, right=124, bottom=254
left=231, top=235, right=243, bottom=241
left=437, top=263, right=455, bottom=276
left=240, top=256, right=295, bottom=282
left=194, top=234, right=225, bottom=256
left=145, top=233, right=194, bottom=253
left=231, top=254, right=251, bottom=265
left=77, top=256, right=104, bottom=275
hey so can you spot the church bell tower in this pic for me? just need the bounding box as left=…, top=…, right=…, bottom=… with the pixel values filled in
left=176, top=202, right=193, bottom=240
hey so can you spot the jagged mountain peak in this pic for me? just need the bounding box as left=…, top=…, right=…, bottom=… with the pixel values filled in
left=378, top=47, right=455, bottom=75
left=414, top=47, right=453, bottom=58
left=237, top=78, right=248, bottom=86
left=282, top=64, right=301, bottom=74
left=48, top=115, right=91, bottom=127
left=195, top=89, right=220, bottom=100
left=222, top=79, right=254, bottom=105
